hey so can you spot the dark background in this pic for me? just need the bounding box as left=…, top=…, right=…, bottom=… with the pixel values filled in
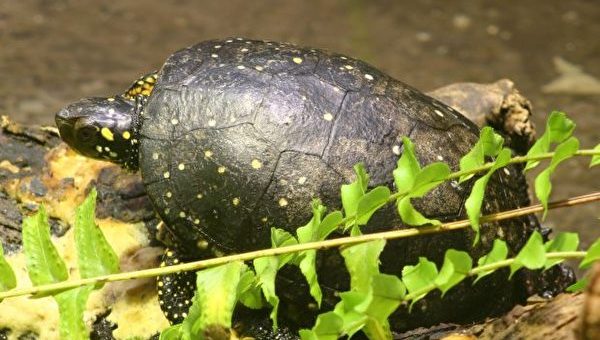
left=1, top=0, right=598, bottom=246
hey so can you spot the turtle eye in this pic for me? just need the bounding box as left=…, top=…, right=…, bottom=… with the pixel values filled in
left=77, top=125, right=97, bottom=142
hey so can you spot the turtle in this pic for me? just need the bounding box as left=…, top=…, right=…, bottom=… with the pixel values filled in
left=55, top=37, right=572, bottom=336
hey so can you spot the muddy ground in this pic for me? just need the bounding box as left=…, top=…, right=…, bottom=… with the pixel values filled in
left=0, top=1, right=598, bottom=245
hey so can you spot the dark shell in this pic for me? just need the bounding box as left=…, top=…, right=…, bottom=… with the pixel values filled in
left=139, top=38, right=537, bottom=330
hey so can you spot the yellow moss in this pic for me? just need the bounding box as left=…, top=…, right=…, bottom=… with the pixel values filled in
left=0, top=144, right=170, bottom=339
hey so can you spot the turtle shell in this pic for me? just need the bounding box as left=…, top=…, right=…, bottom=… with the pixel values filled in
left=139, top=38, right=537, bottom=329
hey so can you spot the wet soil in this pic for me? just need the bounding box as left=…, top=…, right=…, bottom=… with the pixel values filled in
left=1, top=0, right=598, bottom=244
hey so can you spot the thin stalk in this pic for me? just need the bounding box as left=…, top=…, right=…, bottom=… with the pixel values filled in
left=403, top=251, right=587, bottom=301
left=1, top=192, right=598, bottom=301
left=342, top=148, right=600, bottom=227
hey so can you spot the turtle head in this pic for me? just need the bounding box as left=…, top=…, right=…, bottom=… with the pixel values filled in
left=55, top=96, right=141, bottom=170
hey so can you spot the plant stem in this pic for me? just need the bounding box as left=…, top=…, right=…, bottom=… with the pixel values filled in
left=344, top=148, right=600, bottom=227
left=1, top=192, right=598, bottom=301
left=403, top=251, right=587, bottom=301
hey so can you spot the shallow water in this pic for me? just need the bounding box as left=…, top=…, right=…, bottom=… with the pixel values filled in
left=1, top=0, right=598, bottom=246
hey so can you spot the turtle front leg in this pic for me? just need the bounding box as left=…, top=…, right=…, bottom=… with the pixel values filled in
left=157, top=247, right=199, bottom=325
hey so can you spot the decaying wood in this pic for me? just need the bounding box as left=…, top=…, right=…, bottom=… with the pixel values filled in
left=0, top=81, right=592, bottom=340
left=428, top=79, right=535, bottom=155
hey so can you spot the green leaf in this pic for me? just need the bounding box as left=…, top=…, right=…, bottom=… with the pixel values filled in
left=510, top=231, right=546, bottom=278
left=544, top=232, right=579, bottom=269
left=317, top=211, right=343, bottom=241
left=402, top=257, right=438, bottom=308
left=534, top=137, right=579, bottom=219
left=75, top=189, right=119, bottom=281
left=296, top=202, right=339, bottom=307
left=590, top=144, right=600, bottom=167
left=434, top=250, right=473, bottom=296
left=333, top=291, right=370, bottom=338
left=271, top=228, right=298, bottom=264
left=299, top=250, right=322, bottom=307
left=333, top=275, right=403, bottom=340
left=296, top=200, right=326, bottom=244
left=393, top=137, right=420, bottom=194
left=392, top=137, right=450, bottom=228
left=341, top=163, right=369, bottom=220
left=0, top=242, right=16, bottom=293
left=190, top=261, right=244, bottom=335
left=336, top=240, right=389, bottom=338
left=356, top=186, right=391, bottom=225
left=459, top=127, right=504, bottom=182
left=237, top=268, right=264, bottom=309
left=566, top=278, right=588, bottom=292
left=254, top=256, right=283, bottom=329
left=396, top=162, right=450, bottom=227
left=475, top=239, right=509, bottom=283
left=159, top=324, right=183, bottom=340
left=299, top=312, right=344, bottom=340
left=254, top=228, right=299, bottom=328
left=54, top=285, right=94, bottom=340
left=525, top=111, right=575, bottom=171
left=22, top=206, right=68, bottom=287
left=165, top=283, right=204, bottom=340
left=360, top=274, right=405, bottom=340
left=580, top=238, right=600, bottom=269
left=341, top=240, right=386, bottom=292
left=464, top=148, right=511, bottom=244
left=410, top=162, right=451, bottom=196
left=397, top=196, right=440, bottom=226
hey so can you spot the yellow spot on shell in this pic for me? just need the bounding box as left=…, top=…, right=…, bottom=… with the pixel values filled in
left=95, top=145, right=103, bottom=153
left=261, top=217, right=268, bottom=222
left=293, top=57, right=303, bottom=64
left=323, top=112, right=334, bottom=121
left=163, top=171, right=170, bottom=179
left=197, top=239, right=209, bottom=249
left=217, top=166, right=226, bottom=174
left=251, top=159, right=262, bottom=169
left=179, top=211, right=186, bottom=218
left=232, top=197, right=240, bottom=206
left=194, top=219, right=200, bottom=225
left=298, top=176, right=307, bottom=185
left=100, top=127, right=114, bottom=141
left=152, top=152, right=159, bottom=160
left=204, top=150, right=213, bottom=158
left=344, top=65, right=353, bottom=70
left=364, top=74, right=374, bottom=80
left=196, top=193, right=203, bottom=199
left=122, top=131, right=131, bottom=140
left=178, top=163, right=185, bottom=170
left=158, top=281, right=164, bottom=287
left=171, top=118, right=179, bottom=125
left=278, top=198, right=288, bottom=207
left=166, top=192, right=172, bottom=198
left=255, top=65, right=264, bottom=71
